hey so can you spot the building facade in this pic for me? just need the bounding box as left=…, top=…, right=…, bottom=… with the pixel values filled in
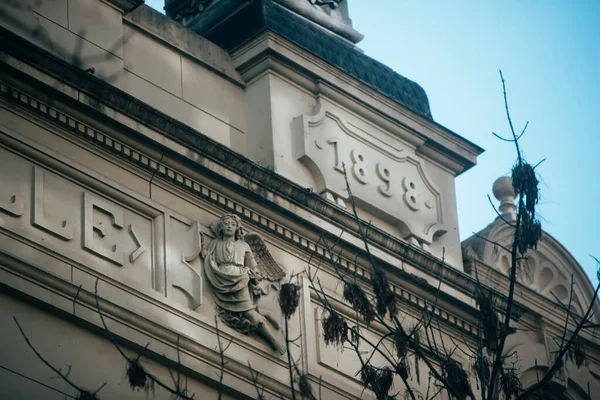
left=0, top=0, right=598, bottom=398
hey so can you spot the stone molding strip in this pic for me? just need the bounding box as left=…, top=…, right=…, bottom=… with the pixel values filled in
left=0, top=28, right=524, bottom=320
left=0, top=79, right=482, bottom=338
left=125, top=6, right=245, bottom=87
left=0, top=27, right=467, bottom=285
left=105, top=0, right=145, bottom=13
left=0, top=250, right=293, bottom=399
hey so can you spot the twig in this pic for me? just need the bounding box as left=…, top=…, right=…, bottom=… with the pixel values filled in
left=518, top=279, right=600, bottom=399
left=93, top=279, right=195, bottom=399
left=247, top=361, right=265, bottom=400
left=284, top=317, right=297, bottom=400
left=72, top=284, right=83, bottom=315
left=487, top=195, right=516, bottom=227
left=14, top=316, right=105, bottom=399
left=499, top=70, right=523, bottom=163
left=215, top=316, right=233, bottom=400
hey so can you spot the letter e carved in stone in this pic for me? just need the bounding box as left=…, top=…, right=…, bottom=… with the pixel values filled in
left=32, top=166, right=74, bottom=240
left=82, top=192, right=124, bottom=266
left=128, top=224, right=146, bottom=263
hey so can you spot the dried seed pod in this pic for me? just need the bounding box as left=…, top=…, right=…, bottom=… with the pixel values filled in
left=349, top=325, right=360, bottom=346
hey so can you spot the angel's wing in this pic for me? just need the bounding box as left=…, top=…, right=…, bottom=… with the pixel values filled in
left=245, top=232, right=286, bottom=282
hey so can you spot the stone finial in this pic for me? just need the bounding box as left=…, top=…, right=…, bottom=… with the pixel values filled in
left=492, top=176, right=516, bottom=220
left=165, top=0, right=364, bottom=44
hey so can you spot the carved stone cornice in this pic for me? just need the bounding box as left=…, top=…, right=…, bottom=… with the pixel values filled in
left=103, top=0, right=145, bottom=13
left=125, top=6, right=244, bottom=86
left=165, top=0, right=215, bottom=22
left=274, top=0, right=364, bottom=43
left=0, top=77, right=525, bottom=338
left=0, top=26, right=523, bottom=325
left=231, top=31, right=483, bottom=176
left=0, top=250, right=293, bottom=399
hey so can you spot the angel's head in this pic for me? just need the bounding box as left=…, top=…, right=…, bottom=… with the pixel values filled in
left=217, top=214, right=244, bottom=241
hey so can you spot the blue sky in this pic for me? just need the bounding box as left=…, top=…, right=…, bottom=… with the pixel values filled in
left=145, top=1, right=599, bottom=286
left=344, top=1, right=600, bottom=287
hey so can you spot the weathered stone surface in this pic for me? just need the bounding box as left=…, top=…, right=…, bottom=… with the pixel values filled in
left=1, top=1, right=598, bottom=398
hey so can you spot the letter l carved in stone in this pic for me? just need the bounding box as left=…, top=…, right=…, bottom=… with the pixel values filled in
left=32, top=166, right=74, bottom=240
left=0, top=194, right=24, bottom=217
left=82, top=192, right=124, bottom=266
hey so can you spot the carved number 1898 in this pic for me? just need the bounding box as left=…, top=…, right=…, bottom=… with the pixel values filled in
left=325, top=140, right=422, bottom=210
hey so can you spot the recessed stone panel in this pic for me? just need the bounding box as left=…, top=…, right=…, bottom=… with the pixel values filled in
left=0, top=147, right=155, bottom=290
left=295, top=100, right=446, bottom=246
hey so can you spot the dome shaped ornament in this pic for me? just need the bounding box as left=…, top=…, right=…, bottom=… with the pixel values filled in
left=492, top=176, right=517, bottom=221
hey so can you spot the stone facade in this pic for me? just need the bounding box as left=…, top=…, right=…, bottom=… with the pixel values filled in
left=0, top=1, right=598, bottom=399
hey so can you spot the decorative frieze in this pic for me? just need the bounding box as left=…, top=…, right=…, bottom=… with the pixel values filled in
left=0, top=80, right=478, bottom=337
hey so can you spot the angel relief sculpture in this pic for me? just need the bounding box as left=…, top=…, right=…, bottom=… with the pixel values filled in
left=200, top=214, right=287, bottom=354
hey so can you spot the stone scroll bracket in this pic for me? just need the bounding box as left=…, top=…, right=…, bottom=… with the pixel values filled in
left=294, top=102, right=446, bottom=246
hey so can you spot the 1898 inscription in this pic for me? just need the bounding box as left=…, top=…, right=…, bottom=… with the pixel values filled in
left=296, top=102, right=446, bottom=246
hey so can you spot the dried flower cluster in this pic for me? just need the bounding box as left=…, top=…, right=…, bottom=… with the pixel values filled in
left=372, top=268, right=396, bottom=318
left=343, top=282, right=375, bottom=325
left=394, top=332, right=412, bottom=380
left=500, top=369, right=522, bottom=399
left=512, top=163, right=539, bottom=215
left=394, top=330, right=409, bottom=360
left=127, top=359, right=153, bottom=393
left=475, top=288, right=501, bottom=354
left=360, top=365, right=394, bottom=400
left=279, top=283, right=301, bottom=319
left=76, top=391, right=99, bottom=400
left=322, top=311, right=348, bottom=347
left=298, top=374, right=315, bottom=400
left=567, top=340, right=586, bottom=368
left=512, top=163, right=542, bottom=254
left=441, top=357, right=472, bottom=399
